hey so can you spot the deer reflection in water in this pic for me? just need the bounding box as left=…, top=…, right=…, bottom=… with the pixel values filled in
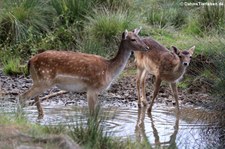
left=135, top=107, right=180, bottom=148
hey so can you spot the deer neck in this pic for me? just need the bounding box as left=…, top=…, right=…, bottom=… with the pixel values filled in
left=109, top=41, right=131, bottom=80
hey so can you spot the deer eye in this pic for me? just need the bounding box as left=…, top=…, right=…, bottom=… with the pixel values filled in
left=131, top=39, right=136, bottom=41
left=190, top=56, right=192, bottom=59
left=179, top=55, right=182, bottom=58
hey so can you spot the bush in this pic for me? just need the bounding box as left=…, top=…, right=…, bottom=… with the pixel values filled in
left=36, top=25, right=79, bottom=51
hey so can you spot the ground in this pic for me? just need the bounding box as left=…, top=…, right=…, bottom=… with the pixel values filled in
left=0, top=124, right=80, bottom=149
left=0, top=65, right=225, bottom=149
left=0, top=65, right=222, bottom=111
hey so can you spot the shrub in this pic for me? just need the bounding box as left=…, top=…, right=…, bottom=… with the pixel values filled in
left=37, top=25, right=79, bottom=51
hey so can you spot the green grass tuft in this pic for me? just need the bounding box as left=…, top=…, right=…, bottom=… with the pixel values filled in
left=0, top=0, right=55, bottom=44
left=84, top=8, right=137, bottom=44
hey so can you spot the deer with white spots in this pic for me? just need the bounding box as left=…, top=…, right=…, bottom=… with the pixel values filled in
left=19, top=28, right=149, bottom=118
left=134, top=37, right=195, bottom=113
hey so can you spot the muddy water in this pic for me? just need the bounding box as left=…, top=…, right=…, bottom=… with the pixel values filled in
left=11, top=102, right=222, bottom=149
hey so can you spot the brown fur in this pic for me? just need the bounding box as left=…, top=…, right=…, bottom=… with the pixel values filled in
left=19, top=28, right=149, bottom=118
left=134, top=37, right=195, bottom=113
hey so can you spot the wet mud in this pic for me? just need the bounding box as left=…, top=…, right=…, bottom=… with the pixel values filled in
left=0, top=68, right=219, bottom=110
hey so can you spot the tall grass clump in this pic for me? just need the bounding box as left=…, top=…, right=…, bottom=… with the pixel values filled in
left=1, top=49, right=28, bottom=75
left=144, top=1, right=187, bottom=29
left=68, top=107, right=152, bottom=148
left=198, top=1, right=225, bottom=34
left=51, top=0, right=94, bottom=27
left=0, top=0, right=55, bottom=44
left=182, top=1, right=224, bottom=36
left=69, top=108, right=119, bottom=148
left=84, top=8, right=138, bottom=50
left=182, top=15, right=202, bottom=35
left=96, top=0, right=132, bottom=10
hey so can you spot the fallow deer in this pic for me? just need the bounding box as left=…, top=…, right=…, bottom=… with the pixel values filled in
left=19, top=28, right=149, bottom=118
left=134, top=37, right=195, bottom=113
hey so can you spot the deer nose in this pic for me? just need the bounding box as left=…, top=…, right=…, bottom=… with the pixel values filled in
left=183, top=62, right=189, bottom=66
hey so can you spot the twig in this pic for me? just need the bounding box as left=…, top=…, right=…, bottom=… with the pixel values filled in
left=28, top=90, right=68, bottom=105
left=40, top=90, right=68, bottom=101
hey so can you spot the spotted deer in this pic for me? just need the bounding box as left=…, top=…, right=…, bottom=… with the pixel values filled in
left=19, top=28, right=149, bottom=118
left=134, top=37, right=195, bottom=113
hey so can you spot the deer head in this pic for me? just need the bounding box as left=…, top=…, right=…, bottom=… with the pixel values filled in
left=122, top=27, right=149, bottom=51
left=172, top=46, right=195, bottom=67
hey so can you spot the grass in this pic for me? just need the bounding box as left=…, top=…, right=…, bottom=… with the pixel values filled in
left=198, top=1, right=225, bottom=34
left=0, top=49, right=28, bottom=75
left=144, top=1, right=187, bottom=28
left=2, top=57, right=27, bottom=75
left=0, top=107, right=153, bottom=149
left=84, top=7, right=137, bottom=44
left=0, top=0, right=55, bottom=44
left=0, top=2, right=225, bottom=146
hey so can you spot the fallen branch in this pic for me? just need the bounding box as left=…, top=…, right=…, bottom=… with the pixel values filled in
left=40, top=90, right=68, bottom=101
left=29, top=90, right=68, bottom=105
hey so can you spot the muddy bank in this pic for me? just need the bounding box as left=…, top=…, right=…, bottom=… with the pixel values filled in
left=0, top=125, right=80, bottom=149
left=1, top=68, right=223, bottom=111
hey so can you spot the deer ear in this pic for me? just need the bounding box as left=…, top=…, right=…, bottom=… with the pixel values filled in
left=188, top=46, right=195, bottom=55
left=133, top=26, right=142, bottom=35
left=172, top=46, right=180, bottom=55
left=122, top=29, right=128, bottom=40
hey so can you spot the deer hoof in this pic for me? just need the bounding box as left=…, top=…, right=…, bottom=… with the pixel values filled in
left=37, top=113, right=44, bottom=119
left=142, top=100, right=148, bottom=106
left=147, top=106, right=153, bottom=113
left=138, top=103, right=142, bottom=108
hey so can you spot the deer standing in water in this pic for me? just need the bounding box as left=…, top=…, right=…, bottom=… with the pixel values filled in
left=19, top=28, right=149, bottom=118
left=134, top=37, right=195, bottom=113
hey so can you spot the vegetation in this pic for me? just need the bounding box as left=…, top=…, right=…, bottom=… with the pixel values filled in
left=0, top=0, right=224, bottom=147
left=0, top=108, right=151, bottom=149
left=0, top=0, right=224, bottom=100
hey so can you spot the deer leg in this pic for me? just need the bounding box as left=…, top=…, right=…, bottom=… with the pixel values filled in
left=148, top=77, right=162, bottom=113
left=87, top=90, right=98, bottom=115
left=170, top=83, right=180, bottom=113
left=136, top=68, right=144, bottom=108
left=19, top=84, right=49, bottom=107
left=34, top=96, right=44, bottom=119
left=140, top=70, right=147, bottom=106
